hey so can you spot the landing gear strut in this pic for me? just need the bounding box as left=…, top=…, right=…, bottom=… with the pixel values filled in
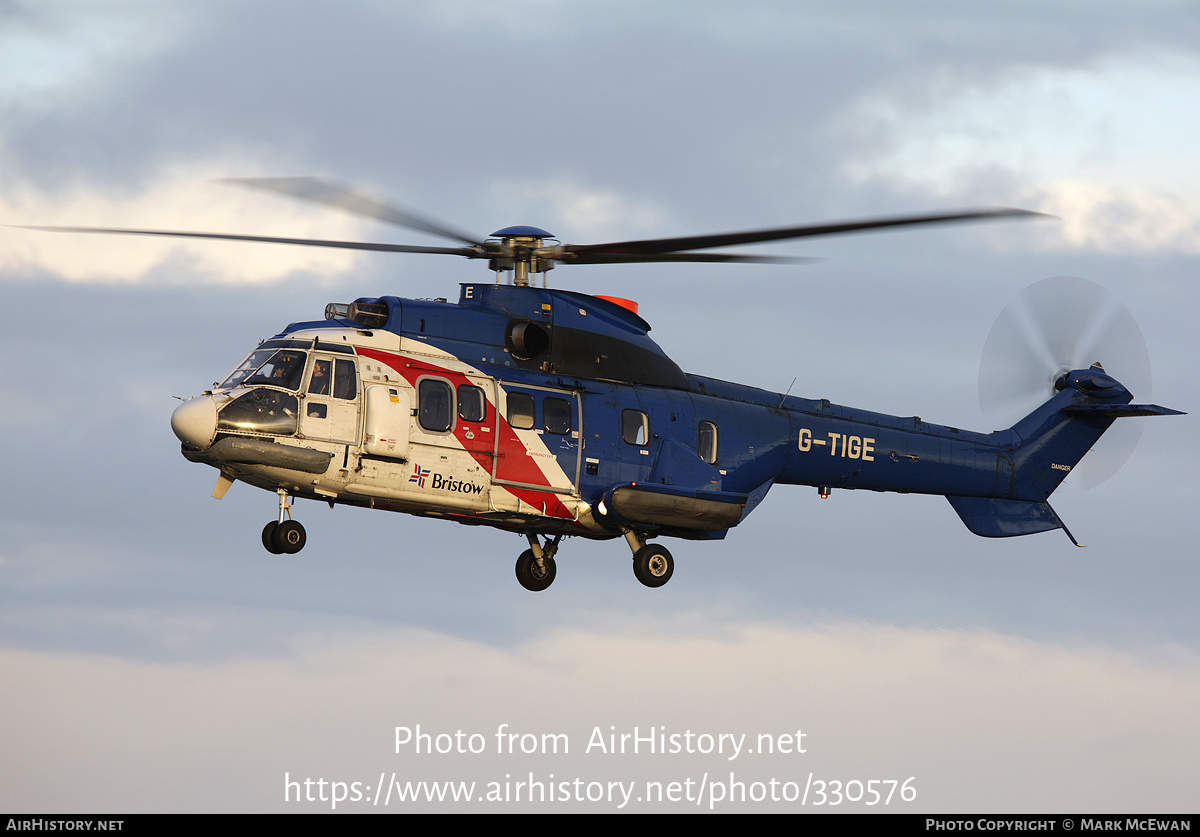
left=515, top=534, right=560, bottom=592
left=625, top=530, right=674, bottom=588
left=262, top=489, right=306, bottom=555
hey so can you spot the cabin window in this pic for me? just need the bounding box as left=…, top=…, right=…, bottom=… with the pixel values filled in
left=508, top=393, right=536, bottom=430
left=544, top=397, right=572, bottom=435
left=622, top=409, right=649, bottom=446
left=458, top=385, right=487, bottom=423
left=418, top=379, right=453, bottom=433
left=698, top=420, right=718, bottom=464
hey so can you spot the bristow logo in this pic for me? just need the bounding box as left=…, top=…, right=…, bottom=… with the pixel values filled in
left=409, top=464, right=431, bottom=487
left=408, top=463, right=485, bottom=495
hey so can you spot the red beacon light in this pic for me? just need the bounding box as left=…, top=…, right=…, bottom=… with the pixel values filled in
left=596, top=296, right=639, bottom=315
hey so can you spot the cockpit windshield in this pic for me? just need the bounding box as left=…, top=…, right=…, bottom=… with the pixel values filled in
left=220, top=349, right=308, bottom=391
left=220, top=348, right=277, bottom=389
left=245, top=350, right=307, bottom=389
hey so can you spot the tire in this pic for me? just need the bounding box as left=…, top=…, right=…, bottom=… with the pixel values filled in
left=273, top=520, right=307, bottom=554
left=262, top=521, right=283, bottom=554
left=633, top=544, right=673, bottom=588
left=515, top=548, right=556, bottom=592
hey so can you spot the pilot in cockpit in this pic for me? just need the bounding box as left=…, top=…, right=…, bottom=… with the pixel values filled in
left=265, top=351, right=307, bottom=390
left=309, top=359, right=332, bottom=396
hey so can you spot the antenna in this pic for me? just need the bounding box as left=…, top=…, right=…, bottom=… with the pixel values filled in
left=778, top=377, right=797, bottom=409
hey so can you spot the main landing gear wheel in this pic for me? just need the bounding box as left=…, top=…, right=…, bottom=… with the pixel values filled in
left=515, top=548, right=556, bottom=592
left=263, top=488, right=305, bottom=555
left=274, top=520, right=307, bottom=554
left=262, top=521, right=283, bottom=554
left=633, top=544, right=674, bottom=588
left=262, top=519, right=306, bottom=554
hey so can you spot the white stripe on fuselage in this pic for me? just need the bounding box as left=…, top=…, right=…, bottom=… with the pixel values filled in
left=293, top=329, right=578, bottom=504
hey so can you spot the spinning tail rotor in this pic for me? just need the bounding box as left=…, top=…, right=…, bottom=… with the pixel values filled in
left=979, top=276, right=1153, bottom=488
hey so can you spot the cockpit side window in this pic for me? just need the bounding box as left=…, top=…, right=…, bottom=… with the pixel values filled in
left=307, top=357, right=359, bottom=400
left=333, top=359, right=357, bottom=400
left=308, top=360, right=332, bottom=396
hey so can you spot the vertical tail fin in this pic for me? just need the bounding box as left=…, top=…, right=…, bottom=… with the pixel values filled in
left=947, top=364, right=1181, bottom=543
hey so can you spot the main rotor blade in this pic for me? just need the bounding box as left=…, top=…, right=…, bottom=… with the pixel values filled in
left=221, top=177, right=485, bottom=247
left=564, top=208, right=1046, bottom=257
left=15, top=225, right=484, bottom=257
left=563, top=252, right=815, bottom=265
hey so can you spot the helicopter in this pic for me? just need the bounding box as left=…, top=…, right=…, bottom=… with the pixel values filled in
left=25, top=178, right=1183, bottom=591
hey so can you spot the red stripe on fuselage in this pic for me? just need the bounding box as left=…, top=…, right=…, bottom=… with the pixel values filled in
left=356, top=347, right=574, bottom=520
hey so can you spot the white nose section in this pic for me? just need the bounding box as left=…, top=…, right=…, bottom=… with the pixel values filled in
left=171, top=397, right=218, bottom=448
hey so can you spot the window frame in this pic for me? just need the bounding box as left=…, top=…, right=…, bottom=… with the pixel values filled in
left=543, top=396, right=573, bottom=435
left=622, top=409, right=649, bottom=446
left=507, top=392, right=536, bottom=431
left=417, top=377, right=455, bottom=434
left=698, top=420, right=719, bottom=464
left=457, top=384, right=487, bottom=423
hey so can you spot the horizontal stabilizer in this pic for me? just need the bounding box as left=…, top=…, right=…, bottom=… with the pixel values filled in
left=1062, top=403, right=1184, bottom=418
left=946, top=496, right=1082, bottom=546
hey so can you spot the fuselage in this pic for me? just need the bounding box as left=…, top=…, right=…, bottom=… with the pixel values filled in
left=170, top=282, right=1117, bottom=544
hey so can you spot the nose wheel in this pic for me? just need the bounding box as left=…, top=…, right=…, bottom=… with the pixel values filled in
left=262, top=489, right=306, bottom=555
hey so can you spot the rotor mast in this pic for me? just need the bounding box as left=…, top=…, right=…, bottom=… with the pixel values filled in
left=488, top=226, right=557, bottom=286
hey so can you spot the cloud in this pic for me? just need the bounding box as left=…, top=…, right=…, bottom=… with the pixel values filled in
left=0, top=1, right=1196, bottom=819
left=0, top=1, right=190, bottom=107
left=3, top=619, right=1197, bottom=811
left=1025, top=181, right=1200, bottom=254
left=492, top=178, right=671, bottom=243
left=838, top=49, right=1200, bottom=252
left=0, top=160, right=372, bottom=284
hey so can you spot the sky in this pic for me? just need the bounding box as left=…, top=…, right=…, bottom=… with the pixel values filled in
left=1, top=0, right=1197, bottom=814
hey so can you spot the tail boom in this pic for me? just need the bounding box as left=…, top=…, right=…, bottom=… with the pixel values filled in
left=777, top=364, right=1181, bottom=544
